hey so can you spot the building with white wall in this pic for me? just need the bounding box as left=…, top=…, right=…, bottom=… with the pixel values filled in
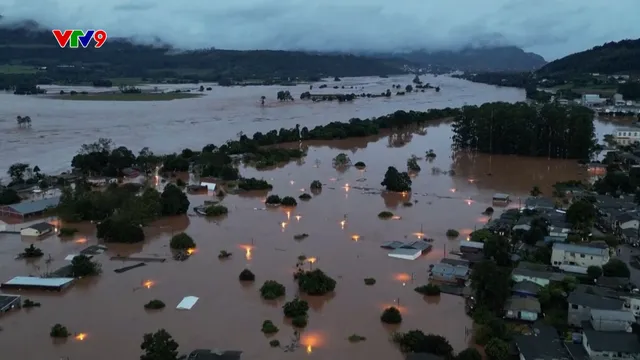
left=614, top=127, right=640, bottom=146
left=551, top=243, right=610, bottom=273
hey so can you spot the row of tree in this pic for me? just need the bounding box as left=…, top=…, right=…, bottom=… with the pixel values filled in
left=452, top=102, right=597, bottom=159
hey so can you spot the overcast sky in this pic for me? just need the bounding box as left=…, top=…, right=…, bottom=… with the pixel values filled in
left=1, top=0, right=639, bottom=60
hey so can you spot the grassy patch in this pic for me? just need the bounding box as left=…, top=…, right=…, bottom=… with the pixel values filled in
left=0, top=64, right=41, bottom=74
left=109, top=77, right=145, bottom=86
left=50, top=92, right=202, bottom=101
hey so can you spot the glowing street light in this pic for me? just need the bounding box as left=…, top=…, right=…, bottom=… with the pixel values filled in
left=351, top=234, right=360, bottom=241
left=307, top=257, right=317, bottom=270
left=340, top=220, right=346, bottom=230
left=143, top=280, right=155, bottom=289
left=286, top=211, right=291, bottom=220
left=75, top=333, right=87, bottom=341
left=295, top=215, right=302, bottom=222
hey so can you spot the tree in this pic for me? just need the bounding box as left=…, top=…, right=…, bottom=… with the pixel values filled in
left=170, top=233, right=195, bottom=250
left=587, top=265, right=603, bottom=280
left=259, top=280, right=286, bottom=300
left=97, top=217, right=145, bottom=243
left=276, top=90, right=293, bottom=101
left=297, top=269, right=336, bottom=295
left=239, top=269, right=255, bottom=281
left=470, top=260, right=511, bottom=314
left=405, top=85, right=413, bottom=92
left=161, top=184, right=190, bottom=216
left=485, top=338, right=509, bottom=360
left=407, top=155, right=421, bottom=172
left=483, top=235, right=511, bottom=266
left=456, top=348, right=482, bottom=360
left=566, top=199, right=596, bottom=231
left=0, top=188, right=20, bottom=205
left=140, top=329, right=180, bottom=360
left=412, top=75, right=422, bottom=84
left=469, top=229, right=494, bottom=243
left=381, top=307, right=402, bottom=324
left=381, top=166, right=412, bottom=192
left=332, top=153, right=351, bottom=167
left=283, top=297, right=309, bottom=318
left=7, top=163, right=30, bottom=183
left=70, top=254, right=101, bottom=277
left=530, top=186, right=542, bottom=196
left=392, top=330, right=453, bottom=358
left=602, top=259, right=631, bottom=278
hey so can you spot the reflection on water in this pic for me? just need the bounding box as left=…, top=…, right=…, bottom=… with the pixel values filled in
left=0, top=75, right=618, bottom=360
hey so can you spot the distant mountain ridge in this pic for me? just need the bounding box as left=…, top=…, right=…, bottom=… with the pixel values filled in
left=389, top=46, right=547, bottom=73
left=537, top=38, right=640, bottom=75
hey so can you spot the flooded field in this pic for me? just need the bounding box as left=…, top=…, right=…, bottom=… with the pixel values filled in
left=0, top=74, right=527, bottom=176
left=0, top=75, right=620, bottom=360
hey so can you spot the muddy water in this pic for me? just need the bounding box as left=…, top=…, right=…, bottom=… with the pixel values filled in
left=0, top=74, right=526, bottom=176
left=0, top=75, right=617, bottom=360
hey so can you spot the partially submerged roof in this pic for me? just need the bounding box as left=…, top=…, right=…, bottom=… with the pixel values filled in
left=460, top=240, right=484, bottom=249
left=493, top=193, right=510, bottom=200
left=401, top=241, right=432, bottom=252
left=567, top=292, right=624, bottom=309
left=3, top=197, right=60, bottom=215
left=440, top=258, right=469, bottom=267
left=506, top=297, right=541, bottom=313
left=512, top=268, right=566, bottom=282
left=24, top=222, right=54, bottom=232
left=187, top=349, right=242, bottom=360
left=1, top=276, right=74, bottom=288
left=431, top=263, right=469, bottom=277
left=177, top=296, right=199, bottom=310
left=524, top=197, right=555, bottom=209
left=514, top=322, right=571, bottom=360
left=381, top=241, right=405, bottom=249
left=0, top=294, right=21, bottom=310
left=388, top=248, right=422, bottom=260
left=553, top=243, right=608, bottom=257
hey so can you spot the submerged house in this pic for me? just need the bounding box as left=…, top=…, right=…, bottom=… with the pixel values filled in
left=388, top=241, right=432, bottom=261
left=429, top=263, right=470, bottom=284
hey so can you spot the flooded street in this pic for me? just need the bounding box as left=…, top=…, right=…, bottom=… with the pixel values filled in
left=0, top=75, right=617, bottom=360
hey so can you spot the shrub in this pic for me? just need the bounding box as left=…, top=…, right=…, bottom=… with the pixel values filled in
left=348, top=334, right=367, bottom=343
left=446, top=229, right=460, bottom=237
left=283, top=297, right=309, bottom=318
left=291, top=315, right=308, bottom=328
left=297, top=269, right=337, bottom=295
left=299, top=193, right=312, bottom=200
left=378, top=211, right=394, bottom=219
left=425, top=149, right=436, bottom=158
left=144, top=300, right=166, bottom=310
left=392, top=330, right=453, bottom=357
left=205, top=205, right=228, bottom=216
left=402, top=201, right=413, bottom=207
left=238, top=177, right=273, bottom=191
left=364, top=278, right=376, bottom=285
left=23, top=299, right=41, bottom=308
left=170, top=233, right=195, bottom=250
left=175, top=178, right=186, bottom=187
left=20, top=244, right=44, bottom=258
left=407, top=156, right=421, bottom=172
left=260, top=280, right=286, bottom=300
left=293, top=233, right=309, bottom=240
left=58, top=227, right=78, bottom=236
left=50, top=324, right=70, bottom=338
left=381, top=306, right=402, bottom=324
left=218, top=250, right=232, bottom=259
left=333, top=153, right=351, bottom=167
left=269, top=339, right=280, bottom=347
left=310, top=180, right=322, bottom=190
left=415, top=284, right=441, bottom=296
left=484, top=207, right=494, bottom=215
left=261, top=320, right=279, bottom=334
left=354, top=161, right=366, bottom=168
left=265, top=195, right=281, bottom=205
left=239, top=269, right=255, bottom=281
left=281, top=196, right=297, bottom=207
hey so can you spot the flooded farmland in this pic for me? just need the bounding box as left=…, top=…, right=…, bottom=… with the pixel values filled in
left=0, top=74, right=618, bottom=360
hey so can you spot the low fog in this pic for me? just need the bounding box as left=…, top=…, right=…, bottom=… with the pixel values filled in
left=1, top=0, right=639, bottom=59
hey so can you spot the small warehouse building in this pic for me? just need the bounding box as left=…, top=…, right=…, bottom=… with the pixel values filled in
left=20, top=222, right=55, bottom=237
left=0, top=196, right=60, bottom=219
left=1, top=276, right=75, bottom=291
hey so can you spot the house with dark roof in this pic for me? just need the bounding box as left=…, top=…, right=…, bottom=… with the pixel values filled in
left=512, top=280, right=542, bottom=297
left=0, top=197, right=60, bottom=219
left=20, top=222, right=55, bottom=237
left=589, top=309, right=635, bottom=332
left=514, top=322, right=572, bottom=360
left=567, top=291, right=625, bottom=327
left=512, top=266, right=567, bottom=287
left=581, top=322, right=640, bottom=359
left=524, top=197, right=556, bottom=211
left=505, top=296, right=541, bottom=322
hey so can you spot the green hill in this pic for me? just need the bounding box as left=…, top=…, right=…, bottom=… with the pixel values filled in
left=537, top=38, right=640, bottom=75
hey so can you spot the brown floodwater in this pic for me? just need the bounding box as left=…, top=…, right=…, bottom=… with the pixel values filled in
left=0, top=75, right=619, bottom=360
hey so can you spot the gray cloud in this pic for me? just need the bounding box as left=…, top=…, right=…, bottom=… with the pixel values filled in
left=0, top=0, right=638, bottom=59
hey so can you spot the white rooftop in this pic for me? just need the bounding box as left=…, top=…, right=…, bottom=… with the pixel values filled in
left=2, top=276, right=74, bottom=287
left=176, top=296, right=199, bottom=310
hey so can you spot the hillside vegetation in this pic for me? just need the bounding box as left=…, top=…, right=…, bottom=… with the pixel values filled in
left=537, top=39, right=640, bottom=75
left=0, top=24, right=403, bottom=88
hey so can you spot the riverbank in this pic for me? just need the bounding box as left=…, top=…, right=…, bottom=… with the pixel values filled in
left=48, top=92, right=202, bottom=101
